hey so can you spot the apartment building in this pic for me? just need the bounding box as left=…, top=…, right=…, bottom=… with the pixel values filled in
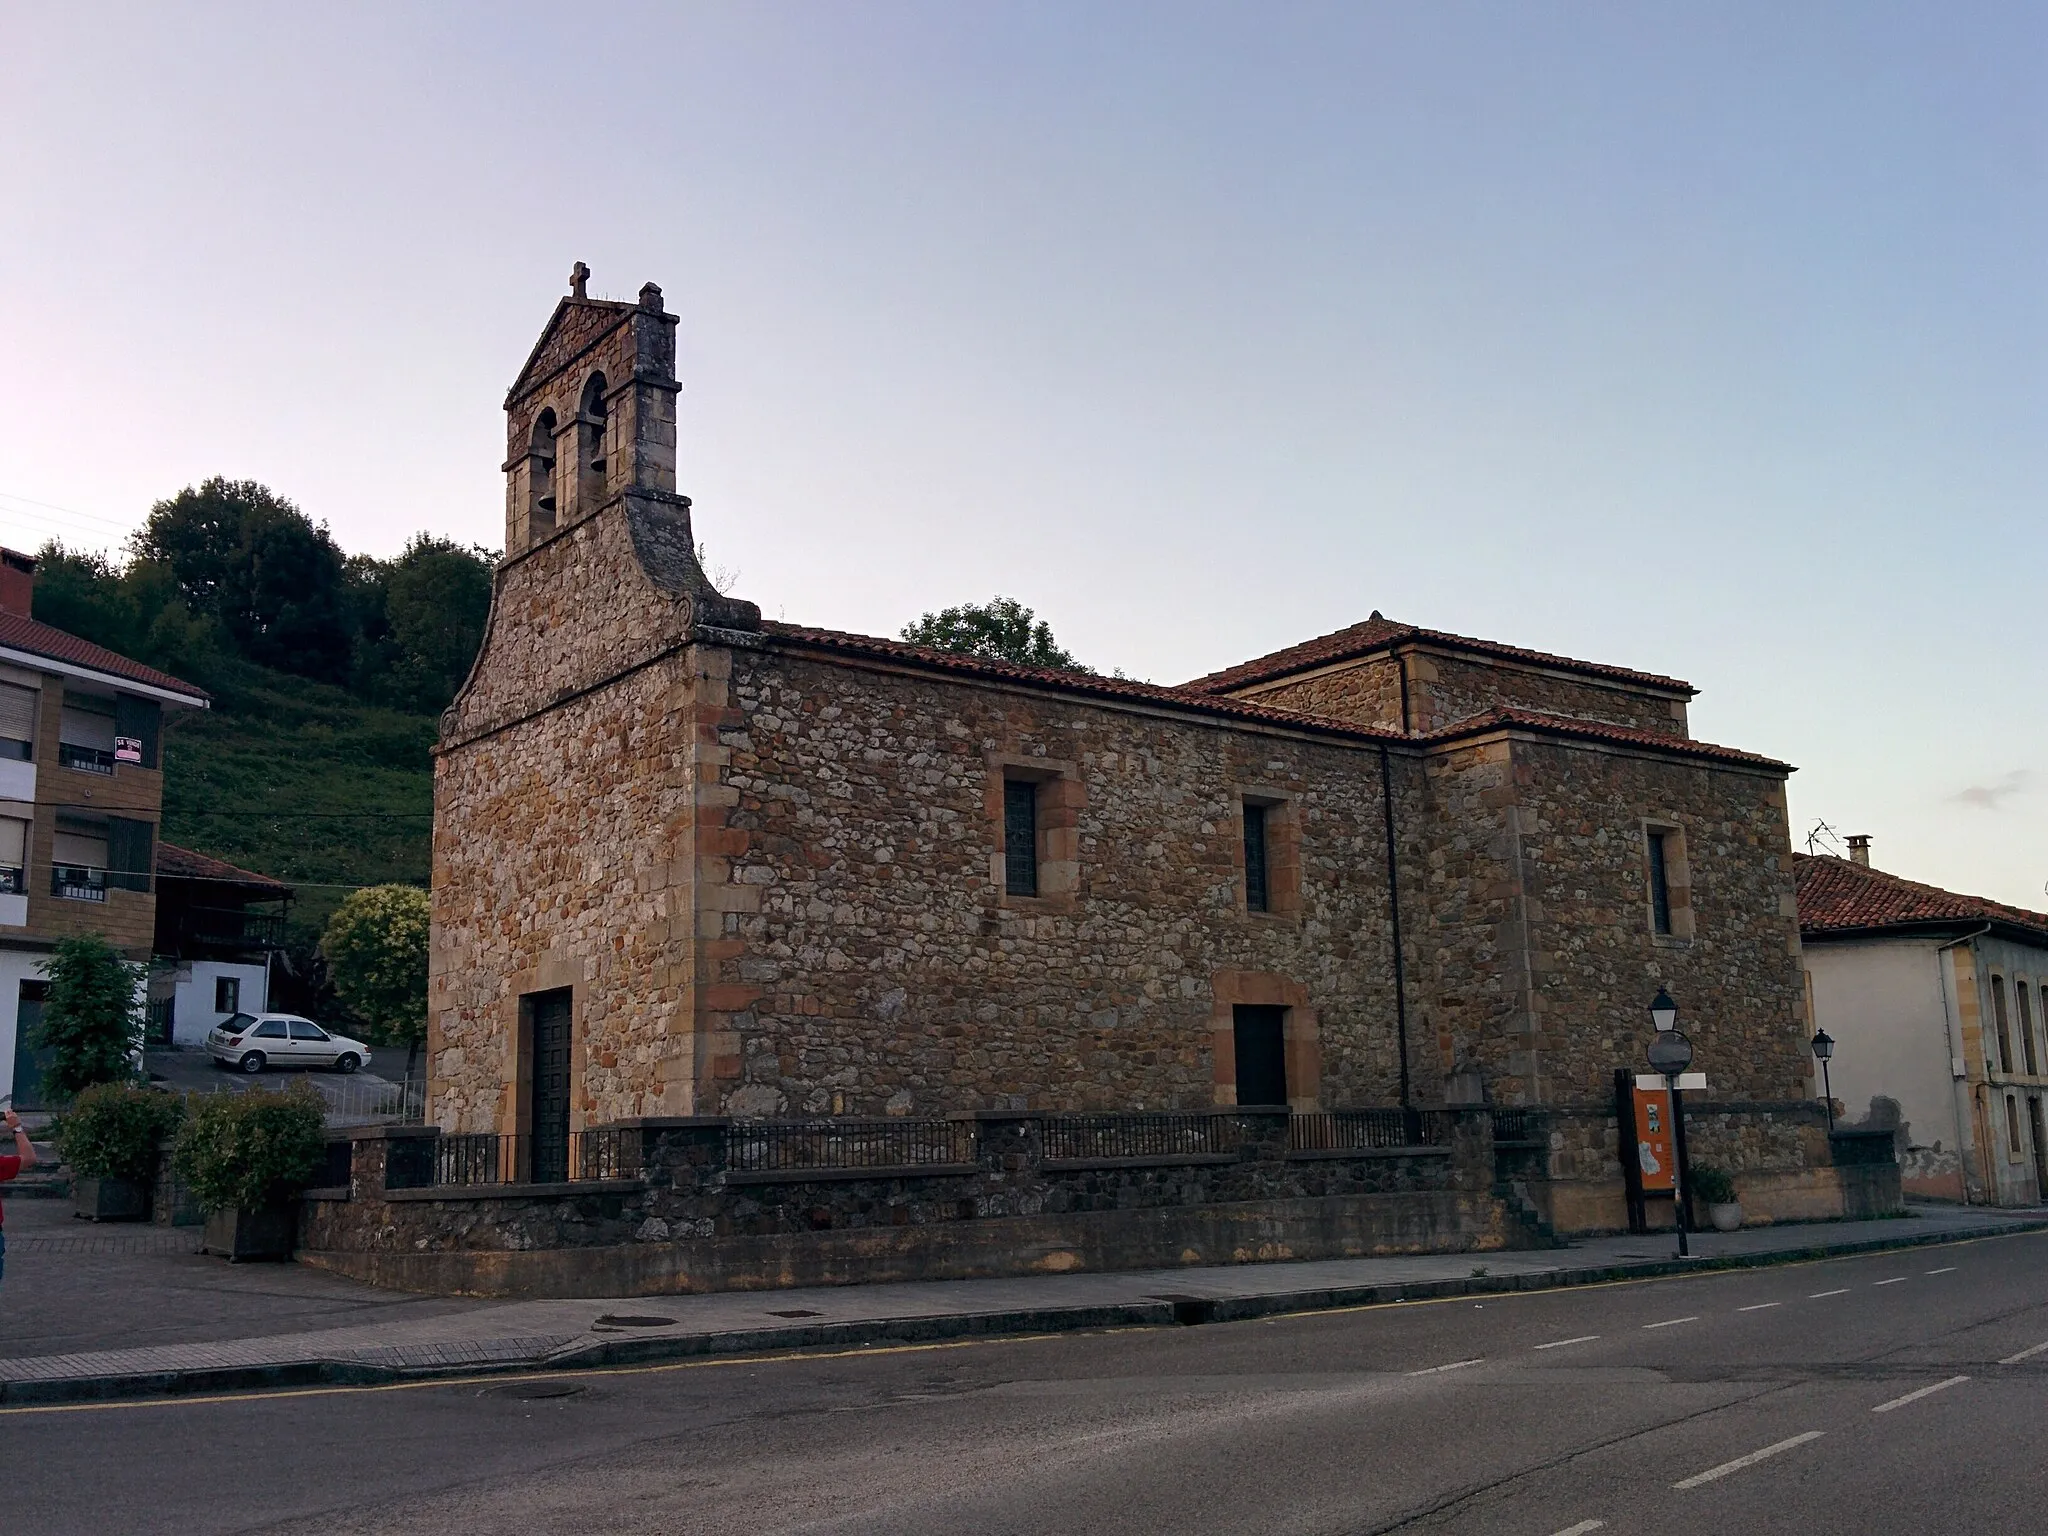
left=0, top=548, right=209, bottom=1103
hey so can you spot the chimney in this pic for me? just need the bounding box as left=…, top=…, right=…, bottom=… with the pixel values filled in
left=0, top=548, right=34, bottom=617
left=1846, top=834, right=1871, bottom=868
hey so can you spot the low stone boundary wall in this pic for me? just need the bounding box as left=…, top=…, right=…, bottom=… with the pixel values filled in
left=298, top=1108, right=1526, bottom=1297
left=1488, top=1101, right=1903, bottom=1235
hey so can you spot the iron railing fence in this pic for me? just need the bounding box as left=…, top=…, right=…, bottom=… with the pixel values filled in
left=1489, top=1108, right=1543, bottom=1145
left=1040, top=1111, right=1247, bottom=1162
left=314, top=1138, right=354, bottom=1190
left=320, top=1075, right=426, bottom=1128
left=58, top=742, right=115, bottom=774
left=1289, top=1107, right=1452, bottom=1152
left=385, top=1128, right=640, bottom=1190
left=725, top=1117, right=977, bottom=1174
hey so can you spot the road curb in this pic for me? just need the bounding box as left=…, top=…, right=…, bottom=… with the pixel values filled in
left=6, top=1217, right=2043, bottom=1407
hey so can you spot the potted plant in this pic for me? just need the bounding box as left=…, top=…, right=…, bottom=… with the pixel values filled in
left=1690, top=1163, right=1742, bottom=1231
left=54, top=1083, right=185, bottom=1221
left=174, top=1081, right=326, bottom=1261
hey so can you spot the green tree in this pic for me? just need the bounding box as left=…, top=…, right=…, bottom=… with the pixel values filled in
left=900, top=597, right=1091, bottom=672
left=319, top=884, right=431, bottom=1081
left=135, top=477, right=352, bottom=683
left=35, top=936, right=143, bottom=1100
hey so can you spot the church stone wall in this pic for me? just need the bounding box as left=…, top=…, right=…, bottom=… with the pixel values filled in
left=1407, top=652, right=1690, bottom=738
left=702, top=645, right=1420, bottom=1117
left=1408, top=733, right=1805, bottom=1109
left=1225, top=648, right=1690, bottom=738
left=1235, top=656, right=1407, bottom=731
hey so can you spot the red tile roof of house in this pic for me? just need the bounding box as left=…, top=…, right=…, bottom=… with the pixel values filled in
left=1796, top=853, right=2048, bottom=942
left=0, top=611, right=208, bottom=701
left=155, top=842, right=291, bottom=896
left=1182, top=615, right=1695, bottom=697
left=762, top=624, right=1785, bottom=771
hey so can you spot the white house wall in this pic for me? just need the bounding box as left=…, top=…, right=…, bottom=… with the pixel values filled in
left=168, top=960, right=268, bottom=1047
left=1803, top=937, right=1970, bottom=1201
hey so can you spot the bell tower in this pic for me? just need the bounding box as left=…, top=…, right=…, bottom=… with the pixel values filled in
left=502, top=263, right=686, bottom=557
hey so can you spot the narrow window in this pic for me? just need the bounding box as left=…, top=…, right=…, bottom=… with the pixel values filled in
left=215, top=976, right=240, bottom=1014
left=2021, top=984, right=2040, bottom=1076
left=2009, top=1093, right=2023, bottom=1156
left=1003, top=779, right=1038, bottom=897
left=1243, top=801, right=1270, bottom=913
left=0, top=814, right=25, bottom=894
left=1647, top=830, right=1673, bottom=936
left=1994, top=975, right=2014, bottom=1074
left=0, top=681, right=35, bottom=761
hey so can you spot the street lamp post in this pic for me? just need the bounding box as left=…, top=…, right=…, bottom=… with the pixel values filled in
left=1811, top=1028, right=1836, bottom=1132
left=1647, top=990, right=1694, bottom=1259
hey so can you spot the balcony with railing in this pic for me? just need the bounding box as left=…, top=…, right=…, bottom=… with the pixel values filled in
left=161, top=903, right=288, bottom=953
left=53, top=863, right=108, bottom=902
left=57, top=741, right=116, bottom=775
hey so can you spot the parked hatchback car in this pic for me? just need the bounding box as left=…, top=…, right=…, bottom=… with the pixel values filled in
left=206, top=1013, right=373, bottom=1075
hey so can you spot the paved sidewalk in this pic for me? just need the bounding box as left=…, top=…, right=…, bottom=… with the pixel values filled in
left=2, top=1203, right=2043, bottom=1405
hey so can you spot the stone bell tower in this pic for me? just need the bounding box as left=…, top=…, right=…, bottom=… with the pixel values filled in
left=502, top=262, right=691, bottom=557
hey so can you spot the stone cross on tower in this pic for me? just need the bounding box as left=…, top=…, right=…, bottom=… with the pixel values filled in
left=569, top=261, right=590, bottom=300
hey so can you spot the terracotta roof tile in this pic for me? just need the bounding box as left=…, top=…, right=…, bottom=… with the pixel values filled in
left=0, top=612, right=208, bottom=700
left=761, top=624, right=1781, bottom=770
left=155, top=841, right=291, bottom=895
left=1184, top=616, right=1694, bottom=697
left=1796, top=853, right=2048, bottom=941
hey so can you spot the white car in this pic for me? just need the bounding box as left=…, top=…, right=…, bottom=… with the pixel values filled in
left=206, top=1013, right=373, bottom=1075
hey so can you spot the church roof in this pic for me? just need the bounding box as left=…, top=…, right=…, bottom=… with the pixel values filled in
left=1795, top=853, right=2048, bottom=944
left=761, top=623, right=1783, bottom=771
left=1183, top=615, right=1695, bottom=697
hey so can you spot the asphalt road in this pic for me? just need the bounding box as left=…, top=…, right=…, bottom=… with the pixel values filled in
left=8, top=1230, right=2047, bottom=1535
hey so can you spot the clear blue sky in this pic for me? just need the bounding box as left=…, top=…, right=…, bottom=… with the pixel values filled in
left=2, top=3, right=2041, bottom=904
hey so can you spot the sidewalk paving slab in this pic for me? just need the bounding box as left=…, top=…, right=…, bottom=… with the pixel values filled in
left=2, top=1203, right=2043, bottom=1406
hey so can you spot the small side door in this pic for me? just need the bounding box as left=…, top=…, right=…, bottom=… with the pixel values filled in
left=289, top=1019, right=338, bottom=1066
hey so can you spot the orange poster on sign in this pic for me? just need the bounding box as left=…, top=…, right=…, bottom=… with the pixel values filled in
left=1632, top=1086, right=1676, bottom=1193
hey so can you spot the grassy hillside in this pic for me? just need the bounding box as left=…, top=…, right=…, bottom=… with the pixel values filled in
left=159, top=656, right=435, bottom=935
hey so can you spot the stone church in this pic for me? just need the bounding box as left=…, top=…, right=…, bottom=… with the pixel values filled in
left=428, top=271, right=1827, bottom=1233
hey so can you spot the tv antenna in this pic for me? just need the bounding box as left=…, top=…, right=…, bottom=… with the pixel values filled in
left=1805, top=819, right=1846, bottom=857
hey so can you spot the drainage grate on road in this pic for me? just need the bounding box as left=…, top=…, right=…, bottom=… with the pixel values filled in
left=592, top=1314, right=677, bottom=1328
left=767, top=1308, right=823, bottom=1318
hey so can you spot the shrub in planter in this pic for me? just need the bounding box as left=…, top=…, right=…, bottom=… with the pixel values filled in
left=1689, top=1162, right=1742, bottom=1230
left=53, top=1083, right=185, bottom=1221
left=174, top=1082, right=326, bottom=1260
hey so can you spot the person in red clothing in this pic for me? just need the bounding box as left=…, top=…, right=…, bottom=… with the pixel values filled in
left=1, top=1105, right=37, bottom=1285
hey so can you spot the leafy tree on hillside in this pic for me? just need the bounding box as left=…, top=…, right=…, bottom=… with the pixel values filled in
left=901, top=597, right=1092, bottom=672
left=320, top=884, right=431, bottom=1082
left=350, top=536, right=494, bottom=711
left=35, top=936, right=144, bottom=1100
left=136, top=477, right=353, bottom=683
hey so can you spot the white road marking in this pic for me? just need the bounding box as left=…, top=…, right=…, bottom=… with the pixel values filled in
left=1872, top=1277, right=1907, bottom=1286
left=1738, top=1302, right=1782, bottom=1312
left=1809, top=1288, right=1850, bottom=1298
left=1999, top=1342, right=2048, bottom=1365
left=1534, top=1335, right=1601, bottom=1350
left=1549, top=1522, right=1605, bottom=1536
left=1673, top=1431, right=1824, bottom=1490
left=1643, top=1316, right=1699, bottom=1329
left=1926, top=1266, right=1957, bottom=1275
left=1406, top=1357, right=1484, bottom=1376
left=1872, top=1375, right=1970, bottom=1413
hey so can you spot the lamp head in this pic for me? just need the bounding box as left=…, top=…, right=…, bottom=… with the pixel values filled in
left=1649, top=986, right=1680, bottom=1033
left=1811, top=1028, right=1835, bottom=1062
